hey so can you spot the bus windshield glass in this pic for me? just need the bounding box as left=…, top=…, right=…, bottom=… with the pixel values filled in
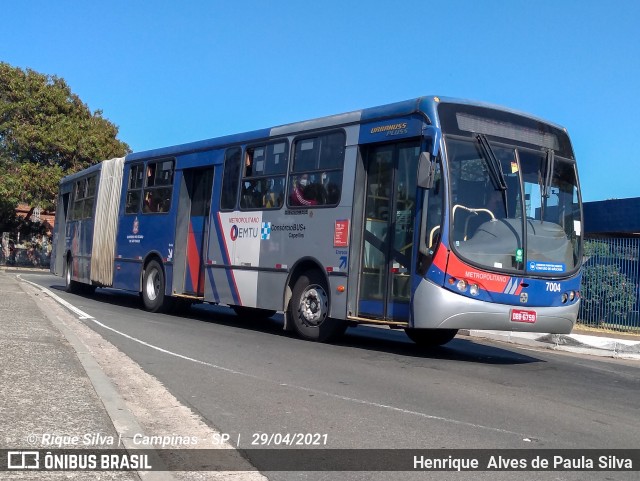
left=446, top=136, right=581, bottom=276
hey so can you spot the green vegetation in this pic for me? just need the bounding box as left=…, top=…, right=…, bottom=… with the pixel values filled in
left=0, top=62, right=129, bottom=235
left=580, top=240, right=638, bottom=330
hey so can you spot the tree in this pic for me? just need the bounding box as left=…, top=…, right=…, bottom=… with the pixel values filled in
left=0, top=62, right=130, bottom=212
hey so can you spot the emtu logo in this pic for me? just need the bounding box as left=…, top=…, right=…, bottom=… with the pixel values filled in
left=230, top=225, right=238, bottom=241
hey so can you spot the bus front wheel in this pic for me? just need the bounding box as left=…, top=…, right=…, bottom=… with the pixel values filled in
left=404, top=328, right=458, bottom=347
left=142, top=260, right=167, bottom=312
left=289, top=271, right=347, bottom=342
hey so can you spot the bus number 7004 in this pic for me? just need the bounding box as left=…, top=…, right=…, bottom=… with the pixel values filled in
left=546, top=282, right=562, bottom=292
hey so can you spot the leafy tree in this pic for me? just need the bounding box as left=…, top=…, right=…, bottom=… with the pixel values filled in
left=0, top=62, right=130, bottom=212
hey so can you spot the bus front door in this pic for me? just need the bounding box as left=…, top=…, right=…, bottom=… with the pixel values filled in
left=357, top=141, right=420, bottom=322
left=175, top=168, right=214, bottom=297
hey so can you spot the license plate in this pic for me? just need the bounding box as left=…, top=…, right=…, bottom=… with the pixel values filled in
left=510, top=309, right=537, bottom=323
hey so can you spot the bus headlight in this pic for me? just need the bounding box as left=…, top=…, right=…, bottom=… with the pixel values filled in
left=568, top=291, right=575, bottom=301
left=469, top=284, right=480, bottom=296
left=456, top=279, right=467, bottom=292
left=561, top=293, right=568, bottom=304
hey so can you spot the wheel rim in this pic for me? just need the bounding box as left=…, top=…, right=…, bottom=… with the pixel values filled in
left=145, top=268, right=160, bottom=301
left=66, top=261, right=71, bottom=286
left=298, top=284, right=328, bottom=327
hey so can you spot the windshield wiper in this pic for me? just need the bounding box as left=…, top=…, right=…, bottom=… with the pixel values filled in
left=476, top=134, right=507, bottom=191
left=542, top=148, right=555, bottom=198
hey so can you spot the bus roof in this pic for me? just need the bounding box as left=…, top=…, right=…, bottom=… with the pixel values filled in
left=62, top=95, right=569, bottom=182
left=59, top=159, right=104, bottom=185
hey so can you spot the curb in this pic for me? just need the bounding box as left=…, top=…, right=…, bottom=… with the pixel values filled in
left=18, top=276, right=177, bottom=481
left=462, top=330, right=640, bottom=361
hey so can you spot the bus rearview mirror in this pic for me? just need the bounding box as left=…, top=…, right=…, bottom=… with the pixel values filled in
left=417, top=152, right=434, bottom=189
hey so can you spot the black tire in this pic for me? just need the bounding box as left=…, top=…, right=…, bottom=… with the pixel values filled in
left=404, top=328, right=458, bottom=347
left=64, top=257, right=81, bottom=293
left=141, top=260, right=168, bottom=312
left=288, top=270, right=347, bottom=342
left=231, top=306, right=276, bottom=320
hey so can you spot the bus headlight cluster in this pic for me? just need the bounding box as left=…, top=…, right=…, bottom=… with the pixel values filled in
left=561, top=291, right=577, bottom=304
left=449, top=278, right=480, bottom=296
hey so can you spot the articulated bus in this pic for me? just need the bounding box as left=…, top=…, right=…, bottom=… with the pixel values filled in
left=50, top=96, right=583, bottom=346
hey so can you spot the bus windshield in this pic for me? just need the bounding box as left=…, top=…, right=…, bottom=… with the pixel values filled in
left=446, top=136, right=581, bottom=276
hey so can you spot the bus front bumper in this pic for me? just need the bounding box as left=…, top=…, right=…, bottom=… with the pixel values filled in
left=412, top=279, right=579, bottom=334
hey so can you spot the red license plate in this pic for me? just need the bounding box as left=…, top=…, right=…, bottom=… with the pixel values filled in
left=510, top=309, right=537, bottom=323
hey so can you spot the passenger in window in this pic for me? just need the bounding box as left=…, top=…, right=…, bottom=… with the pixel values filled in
left=142, top=192, right=156, bottom=214
left=263, top=178, right=283, bottom=208
left=143, top=191, right=153, bottom=213
left=245, top=150, right=253, bottom=177
left=290, top=174, right=318, bottom=206
left=326, top=182, right=341, bottom=205
left=485, top=190, right=506, bottom=219
left=146, top=165, right=156, bottom=187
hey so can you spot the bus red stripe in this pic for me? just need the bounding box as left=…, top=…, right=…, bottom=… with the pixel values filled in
left=186, top=222, right=200, bottom=293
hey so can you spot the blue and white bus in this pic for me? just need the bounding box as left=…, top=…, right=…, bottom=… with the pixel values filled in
left=50, top=96, right=583, bottom=346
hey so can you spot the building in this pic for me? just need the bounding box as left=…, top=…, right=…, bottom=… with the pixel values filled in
left=15, top=203, right=56, bottom=237
left=583, top=197, right=640, bottom=238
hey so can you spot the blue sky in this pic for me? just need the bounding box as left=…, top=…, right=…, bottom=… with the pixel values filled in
left=2, top=0, right=639, bottom=202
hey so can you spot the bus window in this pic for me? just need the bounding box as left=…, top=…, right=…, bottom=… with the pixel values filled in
left=240, top=141, right=287, bottom=210
left=288, top=131, right=345, bottom=207
left=71, top=180, right=83, bottom=220
left=220, top=147, right=241, bottom=210
left=82, top=176, right=97, bottom=218
left=69, top=175, right=97, bottom=220
left=125, top=163, right=144, bottom=214
left=143, top=159, right=174, bottom=214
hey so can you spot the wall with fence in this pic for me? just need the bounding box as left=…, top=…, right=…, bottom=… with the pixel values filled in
left=579, top=237, right=640, bottom=332
left=0, top=246, right=51, bottom=268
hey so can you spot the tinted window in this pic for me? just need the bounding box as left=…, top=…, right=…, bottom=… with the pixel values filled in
left=288, top=131, right=345, bottom=208
left=70, top=175, right=97, bottom=220
left=240, top=141, right=288, bottom=210
left=125, top=163, right=144, bottom=214
left=220, top=148, right=241, bottom=210
left=143, top=159, right=174, bottom=214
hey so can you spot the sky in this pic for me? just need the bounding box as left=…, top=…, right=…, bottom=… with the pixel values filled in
left=2, top=0, right=639, bottom=202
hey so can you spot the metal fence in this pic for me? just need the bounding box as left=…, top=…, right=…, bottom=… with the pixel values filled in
left=579, top=237, right=640, bottom=332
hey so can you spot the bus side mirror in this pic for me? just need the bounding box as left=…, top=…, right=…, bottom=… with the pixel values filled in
left=417, top=152, right=435, bottom=189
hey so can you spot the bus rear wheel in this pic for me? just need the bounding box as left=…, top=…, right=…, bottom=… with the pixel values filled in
left=142, top=260, right=168, bottom=312
left=64, top=257, right=80, bottom=293
left=289, top=270, right=347, bottom=342
left=404, top=328, right=458, bottom=347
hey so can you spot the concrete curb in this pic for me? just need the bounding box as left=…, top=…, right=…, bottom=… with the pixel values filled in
left=18, top=276, right=177, bottom=481
left=463, top=329, right=640, bottom=361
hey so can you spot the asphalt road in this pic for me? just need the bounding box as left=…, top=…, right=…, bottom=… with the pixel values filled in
left=23, top=273, right=640, bottom=481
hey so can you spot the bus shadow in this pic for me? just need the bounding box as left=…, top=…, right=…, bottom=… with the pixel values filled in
left=48, top=282, right=294, bottom=337
left=337, top=327, right=543, bottom=365
left=48, top=283, right=541, bottom=365
left=50, top=283, right=144, bottom=310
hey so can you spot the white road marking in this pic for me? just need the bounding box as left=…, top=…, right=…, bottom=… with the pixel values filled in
left=20, top=275, right=533, bottom=439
